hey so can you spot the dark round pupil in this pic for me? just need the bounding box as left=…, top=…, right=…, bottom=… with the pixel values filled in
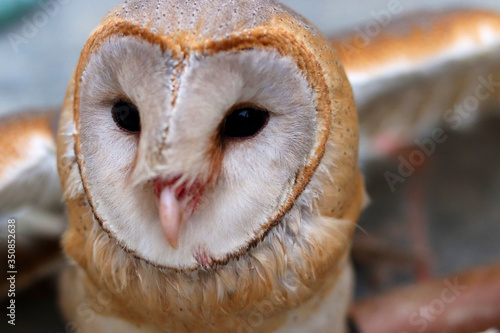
left=112, top=100, right=141, bottom=133
left=222, top=108, right=269, bottom=139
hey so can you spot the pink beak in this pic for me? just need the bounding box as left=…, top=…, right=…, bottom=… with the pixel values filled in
left=154, top=177, right=203, bottom=250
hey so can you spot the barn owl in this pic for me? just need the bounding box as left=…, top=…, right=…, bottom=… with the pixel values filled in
left=1, top=1, right=500, bottom=332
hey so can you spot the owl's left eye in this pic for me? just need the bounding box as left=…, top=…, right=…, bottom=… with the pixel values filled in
left=222, top=106, right=269, bottom=139
left=112, top=100, right=141, bottom=133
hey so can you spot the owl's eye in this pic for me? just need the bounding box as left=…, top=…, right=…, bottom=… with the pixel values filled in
left=222, top=107, right=269, bottom=139
left=112, top=100, right=141, bottom=133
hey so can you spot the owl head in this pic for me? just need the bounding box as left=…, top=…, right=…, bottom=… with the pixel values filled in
left=58, top=0, right=362, bottom=277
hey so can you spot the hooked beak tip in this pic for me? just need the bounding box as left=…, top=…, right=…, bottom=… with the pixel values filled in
left=159, top=186, right=183, bottom=251
left=166, top=236, right=180, bottom=250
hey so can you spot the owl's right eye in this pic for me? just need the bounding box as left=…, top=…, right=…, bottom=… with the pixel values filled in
left=112, top=100, right=141, bottom=133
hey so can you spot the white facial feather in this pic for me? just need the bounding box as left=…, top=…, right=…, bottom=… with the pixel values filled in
left=78, top=36, right=317, bottom=269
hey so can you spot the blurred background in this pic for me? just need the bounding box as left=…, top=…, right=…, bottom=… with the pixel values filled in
left=1, top=0, right=500, bottom=332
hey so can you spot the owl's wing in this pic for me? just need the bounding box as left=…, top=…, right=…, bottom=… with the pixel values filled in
left=0, top=110, right=65, bottom=296
left=330, top=10, right=500, bottom=162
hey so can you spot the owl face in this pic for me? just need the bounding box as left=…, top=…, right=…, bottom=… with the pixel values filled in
left=77, top=35, right=319, bottom=270
left=62, top=0, right=359, bottom=273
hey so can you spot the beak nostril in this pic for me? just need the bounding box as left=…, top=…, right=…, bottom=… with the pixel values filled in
left=153, top=176, right=206, bottom=200
left=176, top=187, right=187, bottom=200
left=153, top=175, right=182, bottom=198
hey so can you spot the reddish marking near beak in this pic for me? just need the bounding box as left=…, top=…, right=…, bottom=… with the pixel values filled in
left=153, top=177, right=204, bottom=250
